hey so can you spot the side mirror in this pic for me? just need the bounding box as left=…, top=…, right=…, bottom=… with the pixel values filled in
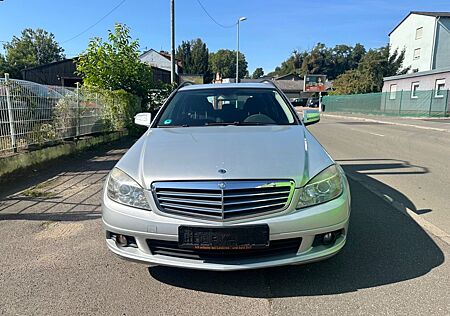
left=303, top=110, right=320, bottom=126
left=134, top=112, right=152, bottom=127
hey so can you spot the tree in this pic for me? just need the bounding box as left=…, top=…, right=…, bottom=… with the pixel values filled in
left=269, top=43, right=367, bottom=80
left=0, top=54, right=7, bottom=77
left=1, top=28, right=65, bottom=78
left=358, top=45, right=407, bottom=91
left=251, top=67, right=264, bottom=79
left=209, top=49, right=248, bottom=79
left=301, top=43, right=334, bottom=77
left=190, top=39, right=209, bottom=75
left=176, top=38, right=209, bottom=75
left=267, top=50, right=307, bottom=77
left=176, top=41, right=192, bottom=72
left=329, top=69, right=374, bottom=95
left=333, top=45, right=407, bottom=94
left=76, top=23, right=154, bottom=102
left=349, top=43, right=366, bottom=69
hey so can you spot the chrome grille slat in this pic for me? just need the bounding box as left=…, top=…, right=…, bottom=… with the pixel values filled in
left=223, top=196, right=288, bottom=206
left=159, top=202, right=223, bottom=213
left=158, top=196, right=223, bottom=206
left=224, top=190, right=290, bottom=198
left=157, top=191, right=222, bottom=199
left=223, top=202, right=287, bottom=213
left=162, top=207, right=223, bottom=219
left=152, top=180, right=294, bottom=220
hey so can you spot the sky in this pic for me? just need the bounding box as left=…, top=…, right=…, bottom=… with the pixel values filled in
left=1, top=0, right=449, bottom=73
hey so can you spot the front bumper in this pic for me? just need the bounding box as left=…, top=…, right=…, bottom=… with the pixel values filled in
left=102, top=182, right=351, bottom=271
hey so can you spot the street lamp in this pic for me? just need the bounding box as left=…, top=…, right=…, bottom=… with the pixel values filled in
left=236, top=16, right=247, bottom=83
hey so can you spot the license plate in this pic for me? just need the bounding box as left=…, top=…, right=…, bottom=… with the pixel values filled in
left=178, top=225, right=270, bottom=250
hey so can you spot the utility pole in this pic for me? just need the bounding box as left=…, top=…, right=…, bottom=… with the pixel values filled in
left=236, top=21, right=239, bottom=83
left=236, top=17, right=247, bottom=83
left=170, top=0, right=176, bottom=84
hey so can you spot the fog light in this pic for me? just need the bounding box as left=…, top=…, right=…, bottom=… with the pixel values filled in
left=116, top=234, right=128, bottom=246
left=312, top=229, right=343, bottom=247
left=322, top=232, right=335, bottom=245
left=107, top=231, right=138, bottom=248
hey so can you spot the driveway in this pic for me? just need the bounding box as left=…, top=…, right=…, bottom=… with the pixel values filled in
left=1, top=137, right=449, bottom=315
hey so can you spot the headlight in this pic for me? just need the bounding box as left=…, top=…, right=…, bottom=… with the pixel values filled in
left=107, top=168, right=150, bottom=210
left=297, top=164, right=343, bottom=209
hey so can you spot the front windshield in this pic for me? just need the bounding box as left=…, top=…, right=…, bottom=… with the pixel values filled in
left=155, top=88, right=297, bottom=127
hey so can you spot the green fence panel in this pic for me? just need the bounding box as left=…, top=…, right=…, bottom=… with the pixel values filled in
left=323, top=92, right=383, bottom=115
left=323, top=89, right=450, bottom=117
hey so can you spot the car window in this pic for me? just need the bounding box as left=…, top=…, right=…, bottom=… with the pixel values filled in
left=155, top=88, right=296, bottom=127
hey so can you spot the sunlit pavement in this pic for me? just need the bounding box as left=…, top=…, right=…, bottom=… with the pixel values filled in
left=307, top=115, right=450, bottom=239
left=1, top=130, right=449, bottom=315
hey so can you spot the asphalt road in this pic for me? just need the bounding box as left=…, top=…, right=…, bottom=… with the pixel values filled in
left=308, top=115, right=450, bottom=238
left=1, top=128, right=450, bottom=315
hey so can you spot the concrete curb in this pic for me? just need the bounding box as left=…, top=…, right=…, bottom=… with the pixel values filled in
left=322, top=113, right=450, bottom=133
left=0, top=131, right=127, bottom=179
left=346, top=172, right=450, bottom=247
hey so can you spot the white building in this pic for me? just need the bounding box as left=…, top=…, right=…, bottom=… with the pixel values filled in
left=139, top=49, right=182, bottom=74
left=389, top=11, right=450, bottom=73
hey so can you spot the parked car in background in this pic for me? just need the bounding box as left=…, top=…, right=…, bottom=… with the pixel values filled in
left=290, top=97, right=308, bottom=107
left=102, top=82, right=351, bottom=271
left=307, top=97, right=320, bottom=108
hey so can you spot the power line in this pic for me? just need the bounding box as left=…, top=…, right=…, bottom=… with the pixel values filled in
left=195, top=0, right=236, bottom=28
left=61, top=0, right=127, bottom=44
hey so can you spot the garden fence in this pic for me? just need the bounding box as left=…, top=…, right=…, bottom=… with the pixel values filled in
left=0, top=76, right=139, bottom=155
left=322, top=89, right=450, bottom=117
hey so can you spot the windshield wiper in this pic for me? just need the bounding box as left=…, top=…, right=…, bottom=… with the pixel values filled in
left=158, top=124, right=189, bottom=128
left=204, top=121, right=272, bottom=126
left=235, top=122, right=272, bottom=126
left=204, top=122, right=240, bottom=126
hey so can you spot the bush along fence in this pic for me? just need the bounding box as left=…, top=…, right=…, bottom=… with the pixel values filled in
left=0, top=75, right=141, bottom=155
left=322, top=89, right=450, bottom=117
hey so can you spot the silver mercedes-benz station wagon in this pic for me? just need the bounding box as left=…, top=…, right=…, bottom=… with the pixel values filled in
left=102, top=82, right=350, bottom=271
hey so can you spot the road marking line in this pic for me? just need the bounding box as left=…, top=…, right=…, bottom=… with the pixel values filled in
left=367, top=132, right=385, bottom=137
left=346, top=173, right=450, bottom=247
left=321, top=113, right=450, bottom=133
left=347, top=127, right=385, bottom=137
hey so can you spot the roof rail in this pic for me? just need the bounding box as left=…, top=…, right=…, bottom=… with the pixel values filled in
left=177, top=81, right=195, bottom=89
left=260, top=79, right=277, bottom=87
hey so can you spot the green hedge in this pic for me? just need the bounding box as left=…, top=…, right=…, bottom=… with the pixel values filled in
left=79, top=87, right=141, bottom=131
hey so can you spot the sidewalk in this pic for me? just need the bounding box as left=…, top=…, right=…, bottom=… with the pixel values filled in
left=295, top=106, right=450, bottom=132
left=321, top=112, right=450, bottom=133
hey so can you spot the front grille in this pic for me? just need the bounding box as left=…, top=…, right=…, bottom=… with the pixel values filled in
left=147, top=238, right=302, bottom=263
left=152, top=180, right=295, bottom=220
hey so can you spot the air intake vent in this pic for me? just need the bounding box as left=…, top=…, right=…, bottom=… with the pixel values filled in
left=147, top=238, right=302, bottom=263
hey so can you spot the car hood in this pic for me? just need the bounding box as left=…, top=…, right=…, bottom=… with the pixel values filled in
left=116, top=125, right=334, bottom=189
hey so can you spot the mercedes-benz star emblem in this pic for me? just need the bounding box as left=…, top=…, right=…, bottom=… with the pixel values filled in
left=218, top=182, right=226, bottom=189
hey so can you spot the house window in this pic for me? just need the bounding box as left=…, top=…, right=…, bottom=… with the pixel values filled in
left=413, top=48, right=421, bottom=60
left=415, top=27, right=423, bottom=39
left=389, top=84, right=397, bottom=100
left=411, top=82, right=420, bottom=99
left=435, top=79, right=446, bottom=98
